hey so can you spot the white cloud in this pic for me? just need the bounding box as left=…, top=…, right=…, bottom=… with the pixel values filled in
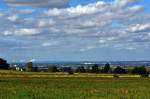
left=4, top=0, right=69, bottom=8
left=44, top=1, right=108, bottom=18
left=29, top=58, right=35, bottom=62
left=13, top=28, right=41, bottom=36
left=42, top=41, right=59, bottom=47
left=7, top=15, right=18, bottom=22
left=129, top=5, right=144, bottom=12
left=130, top=23, right=150, bottom=32
left=1, top=0, right=150, bottom=52
left=113, top=0, right=135, bottom=8
left=38, top=19, right=55, bottom=27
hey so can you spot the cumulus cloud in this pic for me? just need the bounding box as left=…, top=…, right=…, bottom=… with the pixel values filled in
left=4, top=0, right=69, bottom=8
left=1, top=0, right=150, bottom=55
left=3, top=28, right=40, bottom=36
left=129, top=23, right=150, bottom=32
left=42, top=41, right=60, bottom=47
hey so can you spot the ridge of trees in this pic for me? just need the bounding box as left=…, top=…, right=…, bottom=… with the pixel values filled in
left=1, top=58, right=149, bottom=77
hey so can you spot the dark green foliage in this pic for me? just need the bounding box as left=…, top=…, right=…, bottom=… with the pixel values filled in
left=48, top=65, right=59, bottom=72
left=91, top=64, right=99, bottom=73
left=113, top=74, right=119, bottom=78
left=141, top=74, right=149, bottom=78
left=68, top=70, right=74, bottom=75
left=32, top=67, right=38, bottom=72
left=85, top=66, right=92, bottom=73
left=26, top=62, right=33, bottom=72
left=9, top=66, right=16, bottom=71
left=0, top=58, right=9, bottom=70
left=113, top=66, right=127, bottom=74
left=102, top=63, right=111, bottom=73
left=132, top=66, right=147, bottom=75
left=60, top=67, right=72, bottom=72
left=76, top=66, right=86, bottom=73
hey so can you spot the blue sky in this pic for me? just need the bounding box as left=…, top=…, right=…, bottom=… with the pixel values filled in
left=0, top=0, right=150, bottom=62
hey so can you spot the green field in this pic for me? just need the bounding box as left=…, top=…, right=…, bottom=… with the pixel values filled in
left=0, top=71, right=150, bottom=99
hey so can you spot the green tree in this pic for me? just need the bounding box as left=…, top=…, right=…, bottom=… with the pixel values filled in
left=102, top=63, right=111, bottom=73
left=26, top=62, right=33, bottom=72
left=48, top=65, right=58, bottom=72
left=132, top=66, right=148, bottom=77
left=132, top=66, right=147, bottom=75
left=0, top=58, right=9, bottom=70
left=68, top=69, right=74, bottom=75
left=91, top=64, right=99, bottom=73
left=113, top=66, right=126, bottom=74
left=76, top=66, right=86, bottom=73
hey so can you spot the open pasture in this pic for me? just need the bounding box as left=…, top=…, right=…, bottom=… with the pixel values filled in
left=0, top=71, right=150, bottom=99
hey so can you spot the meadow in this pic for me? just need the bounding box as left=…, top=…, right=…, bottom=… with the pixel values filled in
left=0, top=70, right=150, bottom=99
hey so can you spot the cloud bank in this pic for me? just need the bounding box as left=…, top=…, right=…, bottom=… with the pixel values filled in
left=4, top=0, right=69, bottom=8
left=1, top=0, right=150, bottom=61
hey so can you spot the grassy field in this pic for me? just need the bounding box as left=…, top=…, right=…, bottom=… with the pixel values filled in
left=0, top=71, right=150, bottom=99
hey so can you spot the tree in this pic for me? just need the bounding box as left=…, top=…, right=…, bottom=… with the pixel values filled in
left=113, top=66, right=126, bottom=74
left=26, top=62, right=33, bottom=72
left=32, top=67, right=38, bottom=72
left=102, top=63, right=111, bottom=73
left=132, top=66, right=148, bottom=77
left=76, top=66, right=86, bottom=73
left=91, top=64, right=99, bottom=73
left=48, top=65, right=59, bottom=72
left=68, top=69, right=74, bottom=75
left=0, top=58, right=9, bottom=70
left=132, top=66, right=147, bottom=75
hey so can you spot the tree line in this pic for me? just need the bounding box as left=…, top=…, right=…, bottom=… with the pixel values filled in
left=0, top=58, right=149, bottom=77
left=25, top=62, right=149, bottom=77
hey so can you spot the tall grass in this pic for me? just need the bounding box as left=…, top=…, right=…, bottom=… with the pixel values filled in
left=0, top=77, right=150, bottom=99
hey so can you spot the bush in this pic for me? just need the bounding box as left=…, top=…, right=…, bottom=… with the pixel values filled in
left=113, top=74, right=119, bottom=78
left=113, top=66, right=127, bottom=74
left=102, top=63, right=111, bottom=73
left=25, top=62, right=33, bottom=72
left=68, top=70, right=74, bottom=75
left=91, top=64, right=99, bottom=73
left=132, top=66, right=147, bottom=75
left=32, top=67, right=38, bottom=72
left=76, top=66, right=86, bottom=73
left=48, top=65, right=59, bottom=72
left=141, top=74, right=149, bottom=78
left=9, top=66, right=16, bottom=71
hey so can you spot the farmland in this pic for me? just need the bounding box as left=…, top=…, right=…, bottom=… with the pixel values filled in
left=0, top=70, right=150, bottom=99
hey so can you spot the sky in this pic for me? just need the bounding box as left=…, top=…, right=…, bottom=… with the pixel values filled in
left=0, top=0, right=150, bottom=62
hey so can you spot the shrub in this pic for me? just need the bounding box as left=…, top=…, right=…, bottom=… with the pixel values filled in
left=48, top=65, right=59, bottom=72
left=113, top=74, right=119, bottom=78
left=113, top=66, right=127, bottom=74
left=25, top=62, right=33, bottom=72
left=102, top=63, right=111, bottom=73
left=32, top=67, right=38, bottom=72
left=9, top=66, right=16, bottom=71
left=91, top=64, right=99, bottom=73
left=68, top=70, right=74, bottom=75
left=76, top=66, right=86, bottom=73
left=141, top=74, right=149, bottom=78
left=132, top=66, right=147, bottom=75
